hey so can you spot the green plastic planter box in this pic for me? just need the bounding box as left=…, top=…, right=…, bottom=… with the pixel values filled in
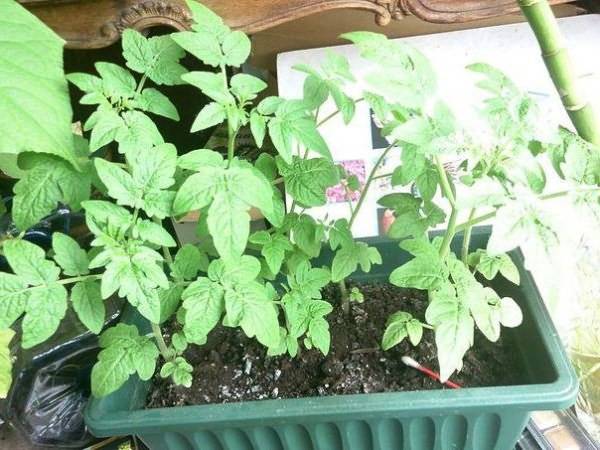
left=85, top=228, right=578, bottom=450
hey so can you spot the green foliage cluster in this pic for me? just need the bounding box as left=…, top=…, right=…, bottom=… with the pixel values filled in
left=1, top=0, right=599, bottom=398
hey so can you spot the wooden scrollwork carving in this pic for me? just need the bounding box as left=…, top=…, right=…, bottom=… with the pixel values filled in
left=101, top=0, right=193, bottom=42
left=20, top=0, right=578, bottom=49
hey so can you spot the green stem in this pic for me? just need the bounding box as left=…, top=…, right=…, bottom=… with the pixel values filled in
left=339, top=279, right=349, bottom=315
left=317, top=97, right=364, bottom=127
left=153, top=217, right=174, bottom=265
left=372, top=172, right=392, bottom=180
left=435, top=157, right=458, bottom=258
left=135, top=73, right=149, bottom=96
left=227, top=126, right=237, bottom=165
left=349, top=141, right=397, bottom=227
left=58, top=274, right=102, bottom=285
left=439, top=209, right=458, bottom=259
left=518, top=0, right=600, bottom=146
left=151, top=322, right=172, bottom=361
left=454, top=186, right=600, bottom=233
left=461, top=208, right=477, bottom=264
left=434, top=157, right=456, bottom=208
left=421, top=323, right=434, bottom=330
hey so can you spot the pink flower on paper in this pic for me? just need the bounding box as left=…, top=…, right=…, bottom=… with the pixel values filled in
left=326, top=159, right=366, bottom=204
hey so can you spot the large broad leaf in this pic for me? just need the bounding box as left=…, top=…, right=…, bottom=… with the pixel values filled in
left=0, top=329, right=15, bottom=398
left=0, top=1, right=77, bottom=167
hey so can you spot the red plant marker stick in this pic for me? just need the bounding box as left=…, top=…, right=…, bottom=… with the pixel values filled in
left=401, top=356, right=462, bottom=389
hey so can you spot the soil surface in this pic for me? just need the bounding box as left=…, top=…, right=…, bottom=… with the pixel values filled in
left=147, top=282, right=522, bottom=408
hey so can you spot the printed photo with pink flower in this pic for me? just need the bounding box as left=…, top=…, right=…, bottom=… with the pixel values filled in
left=326, top=159, right=366, bottom=204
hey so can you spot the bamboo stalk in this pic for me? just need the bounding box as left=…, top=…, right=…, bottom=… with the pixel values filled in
left=518, top=0, right=600, bottom=146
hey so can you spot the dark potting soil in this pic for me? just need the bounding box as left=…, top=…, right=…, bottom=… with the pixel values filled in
left=147, top=282, right=522, bottom=408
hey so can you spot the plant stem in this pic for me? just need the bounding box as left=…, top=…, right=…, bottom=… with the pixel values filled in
left=317, top=98, right=364, bottom=127
left=349, top=141, right=397, bottom=227
left=227, top=126, right=237, bottom=166
left=439, top=209, right=458, bottom=259
left=461, top=208, right=476, bottom=264
left=151, top=322, right=172, bottom=361
left=339, top=279, right=349, bottom=315
left=372, top=172, right=392, bottom=180
left=435, top=157, right=458, bottom=259
left=454, top=186, right=600, bottom=233
left=57, top=274, right=102, bottom=285
left=518, top=0, right=600, bottom=146
left=153, top=217, right=174, bottom=265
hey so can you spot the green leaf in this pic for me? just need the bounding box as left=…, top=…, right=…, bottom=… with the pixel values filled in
left=94, top=159, right=140, bottom=207
left=331, top=242, right=381, bottom=282
left=389, top=249, right=447, bottom=290
left=390, top=117, right=433, bottom=146
left=95, top=62, right=136, bottom=98
left=250, top=111, right=267, bottom=147
left=231, top=73, right=267, bottom=100
left=392, top=146, right=426, bottom=186
left=308, top=317, right=330, bottom=355
left=71, top=280, right=105, bottom=334
left=134, top=220, right=176, bottom=247
left=303, top=75, right=329, bottom=110
left=137, top=88, right=179, bottom=120
left=103, top=248, right=167, bottom=323
left=0, top=329, right=15, bottom=398
left=92, top=324, right=158, bottom=397
left=381, top=311, right=411, bottom=350
left=173, top=167, right=223, bottom=215
left=290, top=119, right=331, bottom=159
left=329, top=83, right=355, bottom=125
left=292, top=214, right=324, bottom=258
left=22, top=283, right=68, bottom=348
left=288, top=261, right=330, bottom=299
left=329, top=218, right=353, bottom=251
left=52, top=233, right=89, bottom=276
left=116, top=111, right=164, bottom=156
left=322, top=51, right=354, bottom=81
left=277, top=156, right=339, bottom=207
left=488, top=202, right=558, bottom=259
left=0, top=273, right=28, bottom=329
left=258, top=96, right=284, bottom=115
left=158, top=284, right=183, bottom=324
left=12, top=157, right=91, bottom=231
left=181, top=71, right=233, bottom=104
left=251, top=233, right=293, bottom=274
left=426, top=282, right=474, bottom=381
left=207, top=191, right=250, bottom=260
left=3, top=239, right=60, bottom=285
left=131, top=142, right=177, bottom=191
left=122, top=31, right=187, bottom=86
left=415, top=164, right=438, bottom=202
left=228, top=281, right=280, bottom=347
left=178, top=149, right=225, bottom=171
left=66, top=72, right=103, bottom=93
left=186, top=0, right=229, bottom=35
left=191, top=102, right=226, bottom=132
left=89, top=110, right=124, bottom=152
left=162, top=357, right=193, bottom=387
left=268, top=119, right=293, bottom=163
left=182, top=278, right=224, bottom=344
left=172, top=244, right=208, bottom=281
left=171, top=30, right=223, bottom=67
left=0, top=1, right=78, bottom=167
left=468, top=249, right=520, bottom=285
left=226, top=164, right=279, bottom=224
left=499, top=297, right=523, bottom=327
left=222, top=31, right=251, bottom=67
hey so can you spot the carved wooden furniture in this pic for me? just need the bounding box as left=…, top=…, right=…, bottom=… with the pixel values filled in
left=21, top=0, right=580, bottom=49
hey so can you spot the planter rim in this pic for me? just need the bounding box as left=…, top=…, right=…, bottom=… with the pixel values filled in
left=85, top=227, right=579, bottom=437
